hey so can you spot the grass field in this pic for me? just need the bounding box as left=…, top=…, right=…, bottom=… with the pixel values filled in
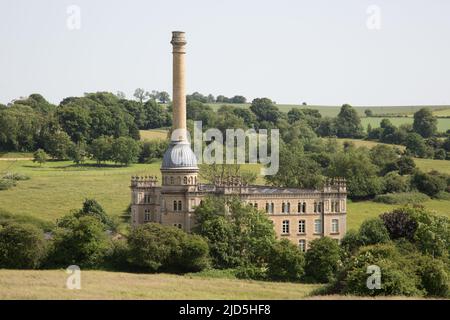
left=139, top=129, right=169, bottom=141
left=0, top=269, right=321, bottom=300
left=335, top=138, right=406, bottom=151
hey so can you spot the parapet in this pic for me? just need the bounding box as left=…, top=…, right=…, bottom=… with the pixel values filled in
left=131, top=175, right=159, bottom=188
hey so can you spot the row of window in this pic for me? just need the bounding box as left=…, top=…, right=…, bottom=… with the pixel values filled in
left=281, top=219, right=340, bottom=235
left=163, top=176, right=197, bottom=185
left=251, top=201, right=341, bottom=214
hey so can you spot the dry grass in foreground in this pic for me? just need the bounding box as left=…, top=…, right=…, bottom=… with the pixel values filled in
left=0, top=270, right=321, bottom=300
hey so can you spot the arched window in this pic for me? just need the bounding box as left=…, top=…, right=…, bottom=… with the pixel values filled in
left=271, top=203, right=274, bottom=213
left=183, top=176, right=187, bottom=184
left=178, top=200, right=182, bottom=211
left=173, top=200, right=177, bottom=211
left=298, top=202, right=301, bottom=213
left=287, top=202, right=290, bottom=213
left=170, top=177, right=174, bottom=185
left=314, top=202, right=317, bottom=213
left=302, top=202, right=306, bottom=213
left=282, top=203, right=286, bottom=213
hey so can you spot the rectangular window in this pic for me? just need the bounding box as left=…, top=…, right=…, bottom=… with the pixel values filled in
left=173, top=201, right=177, bottom=211
left=332, top=219, right=339, bottom=233
left=298, top=220, right=306, bottom=233
left=178, top=200, right=182, bottom=211
left=314, top=219, right=322, bottom=234
left=144, top=209, right=151, bottom=222
left=299, top=240, right=306, bottom=252
left=282, top=220, right=290, bottom=234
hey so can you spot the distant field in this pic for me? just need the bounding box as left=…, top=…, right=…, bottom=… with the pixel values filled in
left=206, top=103, right=450, bottom=118
left=139, top=129, right=169, bottom=141
left=0, top=270, right=321, bottom=300
left=0, top=152, right=33, bottom=159
left=361, top=117, right=450, bottom=132
left=335, top=138, right=406, bottom=151
left=433, top=109, right=450, bottom=117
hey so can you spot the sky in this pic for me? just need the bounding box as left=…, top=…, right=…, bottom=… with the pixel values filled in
left=1, top=0, right=450, bottom=106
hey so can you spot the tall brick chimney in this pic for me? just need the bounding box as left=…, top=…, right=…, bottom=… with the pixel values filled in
left=171, top=31, right=187, bottom=142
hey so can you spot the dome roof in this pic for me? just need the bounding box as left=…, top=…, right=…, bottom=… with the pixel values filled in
left=161, top=141, right=198, bottom=170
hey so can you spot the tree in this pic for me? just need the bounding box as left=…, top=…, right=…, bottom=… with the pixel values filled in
left=364, top=109, right=374, bottom=117
left=304, top=237, right=341, bottom=283
left=417, top=255, right=449, bottom=297
left=111, top=136, right=142, bottom=165
left=74, top=199, right=115, bottom=230
left=413, top=108, right=437, bottom=138
left=266, top=141, right=324, bottom=189
left=359, top=218, right=390, bottom=245
left=133, top=88, right=149, bottom=104
left=396, top=155, right=416, bottom=175
left=128, top=223, right=209, bottom=272
left=0, top=222, right=46, bottom=269
left=405, top=132, right=431, bottom=158
left=369, top=144, right=399, bottom=172
left=44, top=131, right=73, bottom=160
left=267, top=239, right=305, bottom=282
left=56, top=104, right=91, bottom=143
left=335, top=104, right=364, bottom=138
left=47, top=215, right=110, bottom=268
left=249, top=98, right=281, bottom=125
left=412, top=170, right=446, bottom=197
left=89, top=136, right=113, bottom=164
left=380, top=208, right=418, bottom=241
left=193, top=197, right=276, bottom=268
left=382, top=171, right=410, bottom=193
left=157, top=91, right=170, bottom=104
left=33, top=148, right=48, bottom=166
left=69, top=141, right=88, bottom=165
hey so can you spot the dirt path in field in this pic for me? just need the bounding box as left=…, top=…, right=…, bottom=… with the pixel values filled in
left=0, top=158, right=33, bottom=161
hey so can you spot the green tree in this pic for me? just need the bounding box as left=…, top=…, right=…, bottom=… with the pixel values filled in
left=111, top=136, right=142, bottom=165
left=89, top=136, right=113, bottom=164
left=69, top=141, right=88, bottom=165
left=0, top=222, right=46, bottom=269
left=335, top=104, right=364, bottom=138
left=380, top=207, right=418, bottom=241
left=74, top=199, right=115, bottom=230
left=359, top=218, right=390, bottom=245
left=267, top=239, right=305, bottom=282
left=413, top=108, right=437, bottom=138
left=412, top=170, right=446, bottom=197
left=249, top=98, right=281, bottom=125
left=47, top=215, right=110, bottom=268
left=44, top=131, right=73, bottom=160
left=304, top=237, right=341, bottom=283
left=33, top=148, right=48, bottom=166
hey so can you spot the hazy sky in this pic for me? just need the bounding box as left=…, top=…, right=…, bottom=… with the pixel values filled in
left=1, top=0, right=450, bottom=106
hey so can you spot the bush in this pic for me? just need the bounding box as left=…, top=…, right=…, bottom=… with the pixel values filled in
left=128, top=223, right=210, bottom=273
left=267, top=239, right=305, bottom=282
left=382, top=171, right=410, bottom=193
left=0, top=179, right=15, bottom=190
left=412, top=170, right=446, bottom=197
left=380, top=208, right=418, bottom=241
left=0, top=222, right=46, bottom=269
left=103, top=238, right=130, bottom=271
left=74, top=199, right=116, bottom=230
left=2, top=172, right=30, bottom=181
left=417, top=256, right=449, bottom=297
left=340, top=229, right=362, bottom=255
left=336, top=244, right=423, bottom=297
left=46, top=216, right=110, bottom=268
left=235, top=266, right=267, bottom=281
left=374, top=192, right=429, bottom=205
left=359, top=218, right=390, bottom=245
left=305, top=237, right=341, bottom=283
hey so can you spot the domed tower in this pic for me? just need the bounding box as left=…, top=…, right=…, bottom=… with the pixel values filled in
left=160, top=31, right=200, bottom=231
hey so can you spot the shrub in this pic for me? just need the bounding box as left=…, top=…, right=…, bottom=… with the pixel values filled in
left=412, top=170, right=446, bottom=197
left=382, top=171, right=410, bottom=194
left=374, top=192, right=429, bottom=205
left=359, top=218, right=390, bottom=245
left=335, top=244, right=423, bottom=297
left=128, top=223, right=210, bottom=273
left=2, top=172, right=30, bottom=181
left=305, top=237, right=341, bottom=283
left=340, top=229, right=362, bottom=255
left=267, top=239, right=305, bottom=282
left=235, top=266, right=267, bottom=281
left=0, top=222, right=46, bottom=269
left=380, top=208, right=418, bottom=241
left=417, top=256, right=449, bottom=297
left=0, top=179, right=15, bottom=190
left=103, top=238, right=130, bottom=271
left=46, top=216, right=110, bottom=268
left=74, top=199, right=115, bottom=230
